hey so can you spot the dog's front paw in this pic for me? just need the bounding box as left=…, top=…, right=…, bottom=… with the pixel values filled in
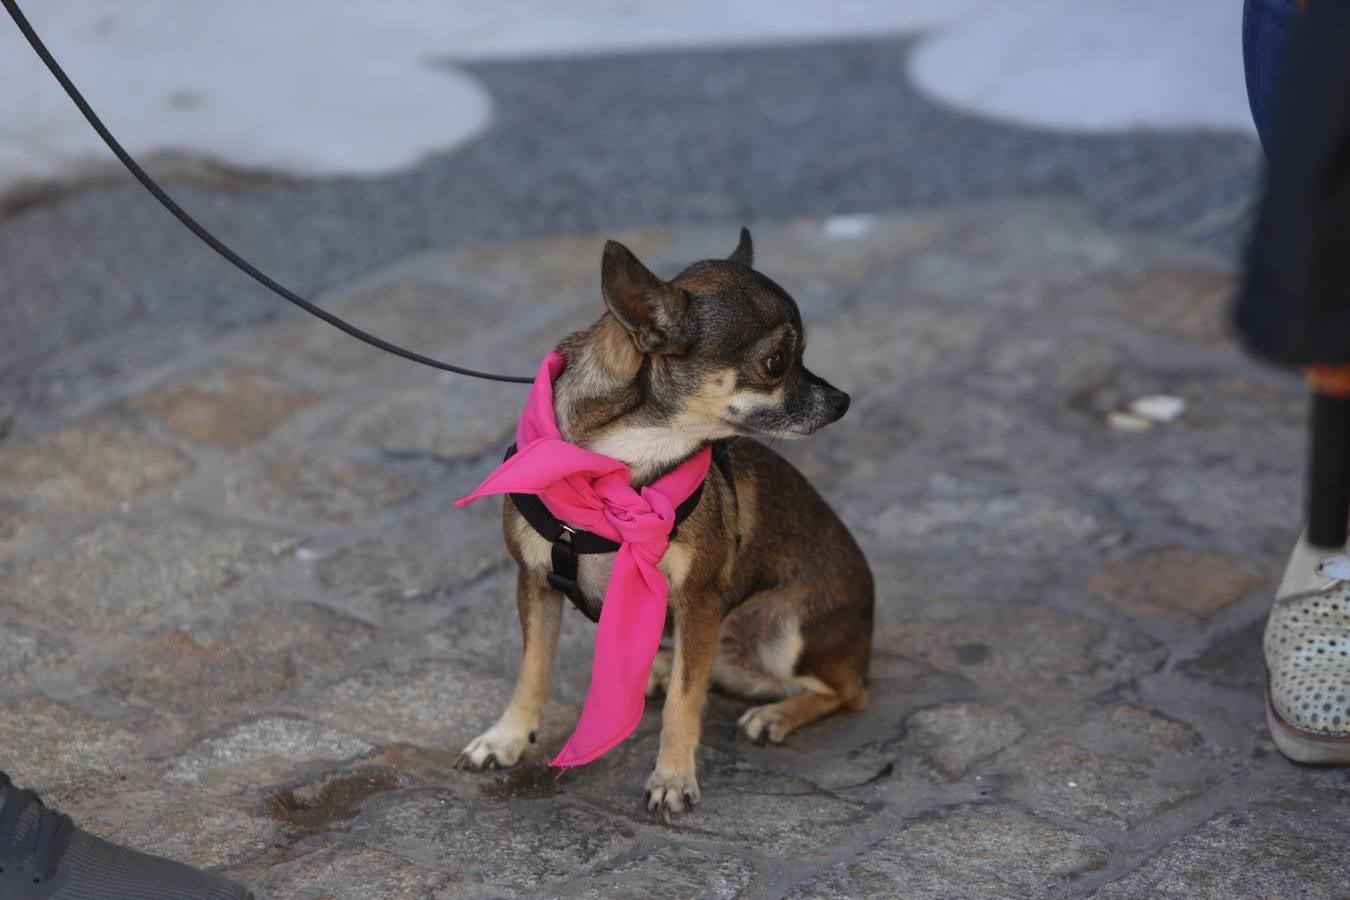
left=454, top=723, right=536, bottom=771
left=737, top=703, right=791, bottom=745
left=644, top=767, right=700, bottom=822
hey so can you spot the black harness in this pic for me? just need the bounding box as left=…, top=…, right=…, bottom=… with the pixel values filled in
left=507, top=441, right=735, bottom=622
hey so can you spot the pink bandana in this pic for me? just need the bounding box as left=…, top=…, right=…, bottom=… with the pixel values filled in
left=456, top=351, right=712, bottom=766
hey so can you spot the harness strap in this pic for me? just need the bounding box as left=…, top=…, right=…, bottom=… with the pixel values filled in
left=505, top=441, right=735, bottom=622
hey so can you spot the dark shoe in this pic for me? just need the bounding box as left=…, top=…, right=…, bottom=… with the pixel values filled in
left=0, top=771, right=252, bottom=899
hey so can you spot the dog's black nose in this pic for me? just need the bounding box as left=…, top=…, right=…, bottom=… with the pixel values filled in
left=826, top=388, right=851, bottom=420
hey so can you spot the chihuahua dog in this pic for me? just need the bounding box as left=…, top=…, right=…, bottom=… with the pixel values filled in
left=455, top=229, right=874, bottom=817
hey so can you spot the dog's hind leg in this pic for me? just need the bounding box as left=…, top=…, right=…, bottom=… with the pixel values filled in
left=737, top=686, right=853, bottom=745
left=645, top=648, right=673, bottom=698
left=718, top=590, right=870, bottom=745
left=456, top=568, right=562, bottom=769
left=735, top=656, right=868, bottom=745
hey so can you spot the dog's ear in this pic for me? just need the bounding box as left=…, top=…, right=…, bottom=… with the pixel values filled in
left=727, top=227, right=753, bottom=267
left=601, top=241, right=692, bottom=354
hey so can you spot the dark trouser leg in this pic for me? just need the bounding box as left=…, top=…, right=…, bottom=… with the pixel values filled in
left=1308, top=393, right=1350, bottom=549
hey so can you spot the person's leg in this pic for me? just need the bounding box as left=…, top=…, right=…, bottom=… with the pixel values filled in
left=1244, top=0, right=1350, bottom=763
left=0, top=771, right=251, bottom=899
left=1243, top=0, right=1301, bottom=153
left=1267, top=385, right=1350, bottom=763
left=1306, top=390, right=1350, bottom=550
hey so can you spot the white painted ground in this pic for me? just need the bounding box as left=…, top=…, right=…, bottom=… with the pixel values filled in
left=0, top=0, right=1251, bottom=195
left=908, top=0, right=1253, bottom=135
left=0, top=1, right=495, bottom=191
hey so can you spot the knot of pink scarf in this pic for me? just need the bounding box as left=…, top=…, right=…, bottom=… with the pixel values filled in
left=455, top=351, right=712, bottom=766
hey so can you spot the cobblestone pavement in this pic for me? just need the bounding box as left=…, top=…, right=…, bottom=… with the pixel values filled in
left=0, top=36, right=1261, bottom=416
left=4, top=202, right=1349, bottom=898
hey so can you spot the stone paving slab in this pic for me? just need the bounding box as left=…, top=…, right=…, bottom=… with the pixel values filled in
left=2, top=202, right=1348, bottom=897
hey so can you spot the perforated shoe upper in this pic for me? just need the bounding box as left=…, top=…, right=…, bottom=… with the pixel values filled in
left=1265, top=560, right=1350, bottom=737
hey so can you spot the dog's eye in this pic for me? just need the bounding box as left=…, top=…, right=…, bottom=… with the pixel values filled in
left=763, top=350, right=788, bottom=378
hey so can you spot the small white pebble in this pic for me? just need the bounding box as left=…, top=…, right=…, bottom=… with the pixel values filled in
left=1107, top=411, right=1153, bottom=432
left=294, top=547, right=317, bottom=563
left=1067, top=781, right=1078, bottom=788
left=1130, top=394, right=1186, bottom=423
left=823, top=214, right=877, bottom=239
left=1317, top=556, right=1350, bottom=581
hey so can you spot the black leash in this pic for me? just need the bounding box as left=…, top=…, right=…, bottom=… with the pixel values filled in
left=2, top=0, right=532, bottom=384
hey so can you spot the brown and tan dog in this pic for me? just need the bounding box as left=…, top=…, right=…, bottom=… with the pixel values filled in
left=455, top=230, right=874, bottom=818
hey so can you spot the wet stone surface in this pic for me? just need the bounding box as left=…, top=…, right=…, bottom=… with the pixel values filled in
left=75, top=782, right=278, bottom=872
left=102, top=602, right=377, bottom=722
left=332, top=384, right=517, bottom=462
left=165, top=716, right=376, bottom=790
left=998, top=738, right=1207, bottom=829
left=1085, top=545, right=1263, bottom=620
left=0, top=208, right=1338, bottom=897
left=354, top=789, right=640, bottom=892
left=572, top=846, right=758, bottom=900
left=314, top=502, right=506, bottom=607
left=0, top=623, right=69, bottom=681
left=0, top=697, right=142, bottom=791
left=127, top=367, right=320, bottom=449
left=228, top=450, right=420, bottom=525
left=0, top=512, right=295, bottom=631
left=902, top=702, right=1027, bottom=777
left=879, top=604, right=1168, bottom=704
left=249, top=844, right=456, bottom=900
left=1093, top=806, right=1350, bottom=899
left=0, top=417, right=193, bottom=514
left=1111, top=266, right=1237, bottom=345
left=785, top=804, right=1110, bottom=899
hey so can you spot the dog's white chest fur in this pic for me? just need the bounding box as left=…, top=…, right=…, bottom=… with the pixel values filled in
left=576, top=554, right=615, bottom=604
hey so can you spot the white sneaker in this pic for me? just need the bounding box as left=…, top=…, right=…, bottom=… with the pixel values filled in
left=1265, top=532, right=1350, bottom=764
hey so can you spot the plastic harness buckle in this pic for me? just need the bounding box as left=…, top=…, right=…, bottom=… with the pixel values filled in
left=546, top=526, right=588, bottom=608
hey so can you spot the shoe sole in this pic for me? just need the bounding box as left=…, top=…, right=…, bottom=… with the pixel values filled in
left=1266, top=677, right=1350, bottom=765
